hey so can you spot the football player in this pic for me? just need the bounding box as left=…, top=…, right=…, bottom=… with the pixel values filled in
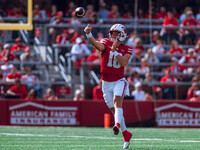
left=84, top=24, right=133, bottom=149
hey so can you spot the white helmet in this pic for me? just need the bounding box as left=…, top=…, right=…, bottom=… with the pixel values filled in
left=108, top=24, right=127, bottom=42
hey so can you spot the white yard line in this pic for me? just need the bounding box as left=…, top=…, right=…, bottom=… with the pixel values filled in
left=0, top=133, right=200, bottom=143
left=0, top=144, right=122, bottom=147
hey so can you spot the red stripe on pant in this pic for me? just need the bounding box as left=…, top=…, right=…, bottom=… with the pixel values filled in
left=122, top=81, right=126, bottom=97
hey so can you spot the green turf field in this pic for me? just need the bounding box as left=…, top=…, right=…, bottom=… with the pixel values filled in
left=0, top=127, right=200, bottom=150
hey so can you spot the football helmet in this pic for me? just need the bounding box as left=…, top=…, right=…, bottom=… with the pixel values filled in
left=108, top=24, right=127, bottom=42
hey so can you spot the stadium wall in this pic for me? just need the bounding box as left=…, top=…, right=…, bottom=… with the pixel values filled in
left=0, top=100, right=200, bottom=128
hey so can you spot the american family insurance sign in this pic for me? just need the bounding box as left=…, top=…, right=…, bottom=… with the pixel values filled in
left=8, top=101, right=79, bottom=126
left=155, top=103, right=200, bottom=127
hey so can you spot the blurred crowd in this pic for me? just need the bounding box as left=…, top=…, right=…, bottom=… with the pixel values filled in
left=0, top=1, right=200, bottom=101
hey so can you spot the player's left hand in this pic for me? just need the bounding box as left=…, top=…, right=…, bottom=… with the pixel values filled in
left=111, top=40, right=121, bottom=52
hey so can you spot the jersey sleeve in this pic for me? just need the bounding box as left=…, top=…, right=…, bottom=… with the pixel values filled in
left=126, top=46, right=134, bottom=55
left=100, top=38, right=108, bottom=47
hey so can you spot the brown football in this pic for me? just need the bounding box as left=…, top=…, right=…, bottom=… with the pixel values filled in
left=75, top=7, right=85, bottom=18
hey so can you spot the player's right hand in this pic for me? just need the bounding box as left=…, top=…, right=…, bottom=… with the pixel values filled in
left=111, top=40, right=121, bottom=52
left=84, top=24, right=92, bottom=34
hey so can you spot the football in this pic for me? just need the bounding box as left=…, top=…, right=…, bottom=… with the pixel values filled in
left=75, top=7, right=85, bottom=18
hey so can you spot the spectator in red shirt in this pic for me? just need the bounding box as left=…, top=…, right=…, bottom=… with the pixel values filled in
left=7, top=79, right=27, bottom=99
left=179, top=48, right=198, bottom=64
left=167, top=57, right=185, bottom=74
left=156, top=6, right=168, bottom=19
left=92, top=79, right=104, bottom=100
left=56, top=29, right=70, bottom=44
left=0, top=44, right=15, bottom=61
left=182, top=10, right=197, bottom=44
left=85, top=47, right=101, bottom=73
left=6, top=65, right=22, bottom=82
left=167, top=57, right=185, bottom=81
left=160, top=69, right=178, bottom=99
left=168, top=40, right=184, bottom=54
left=187, top=82, right=199, bottom=100
left=107, top=4, right=120, bottom=19
left=133, top=37, right=145, bottom=62
left=25, top=89, right=39, bottom=101
left=71, top=31, right=80, bottom=44
left=10, top=37, right=27, bottom=54
left=162, top=11, right=179, bottom=44
left=86, top=47, right=100, bottom=62
left=190, top=90, right=200, bottom=102
left=7, top=4, right=23, bottom=17
left=179, top=48, right=199, bottom=74
left=43, top=87, right=58, bottom=100
left=152, top=30, right=160, bottom=45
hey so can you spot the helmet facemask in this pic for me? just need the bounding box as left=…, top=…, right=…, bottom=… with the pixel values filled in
left=109, top=31, right=120, bottom=42
left=108, top=24, right=127, bottom=42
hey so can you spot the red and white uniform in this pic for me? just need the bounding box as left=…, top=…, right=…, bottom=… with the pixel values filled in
left=100, top=38, right=133, bottom=108
left=100, top=38, right=133, bottom=82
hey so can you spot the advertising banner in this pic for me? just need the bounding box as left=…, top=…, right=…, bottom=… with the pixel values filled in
left=1, top=100, right=200, bottom=127
left=8, top=101, right=80, bottom=126
left=155, top=102, right=200, bottom=127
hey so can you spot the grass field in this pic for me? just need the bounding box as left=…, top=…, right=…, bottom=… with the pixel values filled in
left=0, top=127, right=200, bottom=150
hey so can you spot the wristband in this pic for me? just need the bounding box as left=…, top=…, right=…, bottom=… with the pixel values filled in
left=114, top=51, right=120, bottom=57
left=86, top=32, right=92, bottom=38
